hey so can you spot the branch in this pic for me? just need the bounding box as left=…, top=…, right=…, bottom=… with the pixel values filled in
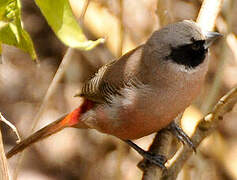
left=139, top=130, right=173, bottom=180
left=163, top=86, right=237, bottom=180
left=142, top=85, right=237, bottom=179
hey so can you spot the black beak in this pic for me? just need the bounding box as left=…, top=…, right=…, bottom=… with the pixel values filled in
left=204, top=32, right=222, bottom=49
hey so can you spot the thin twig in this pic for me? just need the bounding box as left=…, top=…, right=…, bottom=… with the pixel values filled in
left=0, top=113, right=21, bottom=143
left=117, top=0, right=124, bottom=57
left=80, top=0, right=90, bottom=20
left=0, top=124, right=10, bottom=180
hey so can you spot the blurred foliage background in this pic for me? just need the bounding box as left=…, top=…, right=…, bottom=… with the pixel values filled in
left=0, top=0, right=237, bottom=179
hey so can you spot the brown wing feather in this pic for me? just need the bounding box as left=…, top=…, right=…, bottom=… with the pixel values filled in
left=77, top=60, right=121, bottom=103
left=76, top=45, right=144, bottom=103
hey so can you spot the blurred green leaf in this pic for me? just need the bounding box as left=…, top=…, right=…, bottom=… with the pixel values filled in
left=0, top=0, right=37, bottom=60
left=35, top=0, right=104, bottom=50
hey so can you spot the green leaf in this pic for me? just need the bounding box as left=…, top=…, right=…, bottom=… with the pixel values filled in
left=0, top=0, right=37, bottom=60
left=35, top=0, right=104, bottom=50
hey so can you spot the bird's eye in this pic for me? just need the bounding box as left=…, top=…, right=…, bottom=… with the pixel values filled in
left=191, top=43, right=201, bottom=51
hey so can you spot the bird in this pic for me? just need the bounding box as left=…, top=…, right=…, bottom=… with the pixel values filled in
left=6, top=20, right=221, bottom=168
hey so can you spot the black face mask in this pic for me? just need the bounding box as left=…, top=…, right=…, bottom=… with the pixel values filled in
left=167, top=39, right=208, bottom=68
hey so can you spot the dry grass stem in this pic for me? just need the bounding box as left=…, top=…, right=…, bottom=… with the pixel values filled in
left=226, top=33, right=237, bottom=61
left=80, top=0, right=90, bottom=20
left=200, top=0, right=232, bottom=113
left=0, top=113, right=21, bottom=143
left=0, top=122, right=10, bottom=180
left=196, top=0, right=223, bottom=31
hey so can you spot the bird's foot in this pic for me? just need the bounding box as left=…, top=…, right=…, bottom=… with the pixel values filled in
left=124, top=140, right=167, bottom=169
left=168, top=122, right=196, bottom=152
left=141, top=151, right=167, bottom=169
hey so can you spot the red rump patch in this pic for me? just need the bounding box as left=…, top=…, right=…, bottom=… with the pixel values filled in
left=59, top=99, right=94, bottom=127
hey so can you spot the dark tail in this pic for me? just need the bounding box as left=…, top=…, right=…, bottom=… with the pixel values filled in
left=6, top=99, right=94, bottom=158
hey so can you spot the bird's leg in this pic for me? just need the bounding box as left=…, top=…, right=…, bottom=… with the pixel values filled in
left=167, top=121, right=196, bottom=152
left=123, top=140, right=167, bottom=169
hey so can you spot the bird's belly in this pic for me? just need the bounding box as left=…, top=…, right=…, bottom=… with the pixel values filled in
left=93, top=98, right=177, bottom=139
left=83, top=82, right=200, bottom=140
left=101, top=108, right=173, bottom=140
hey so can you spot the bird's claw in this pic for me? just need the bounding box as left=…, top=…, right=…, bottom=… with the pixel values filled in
left=142, top=151, right=167, bottom=169
left=168, top=122, right=196, bottom=152
left=124, top=140, right=167, bottom=169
